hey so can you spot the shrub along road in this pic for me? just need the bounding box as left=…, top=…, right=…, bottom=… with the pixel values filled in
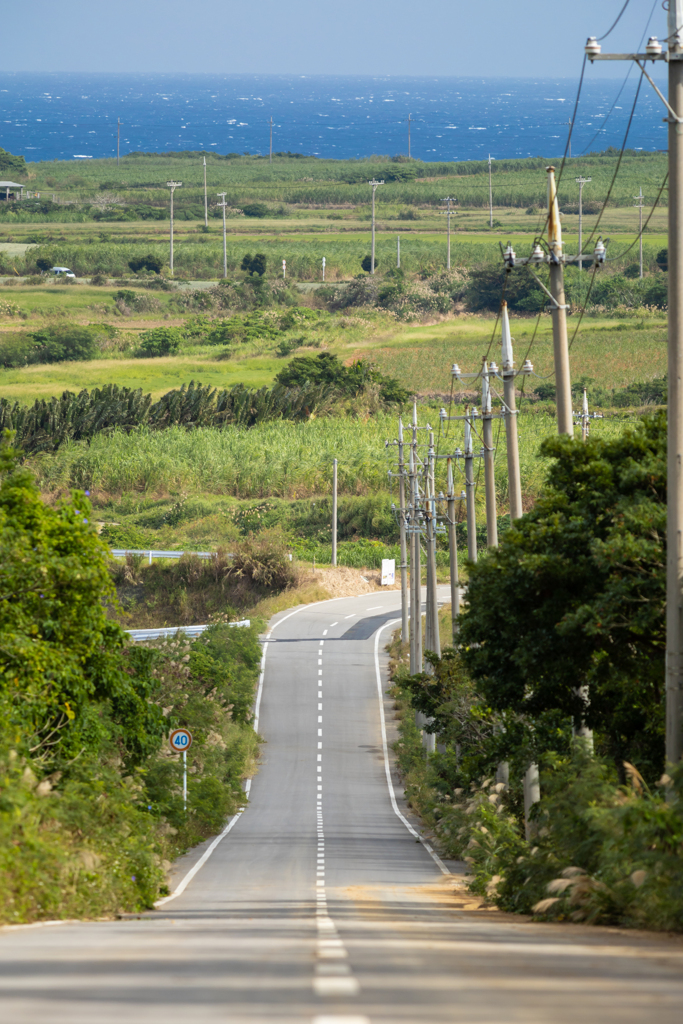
left=0, top=591, right=682, bottom=1023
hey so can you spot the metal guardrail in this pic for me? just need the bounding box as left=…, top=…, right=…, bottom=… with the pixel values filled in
left=111, top=548, right=215, bottom=564
left=126, top=621, right=250, bottom=642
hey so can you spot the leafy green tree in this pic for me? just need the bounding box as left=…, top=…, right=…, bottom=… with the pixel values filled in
left=273, top=351, right=408, bottom=404
left=459, top=414, right=667, bottom=779
left=136, top=327, right=183, bottom=358
left=361, top=255, right=377, bottom=273
left=0, top=437, right=164, bottom=766
left=128, top=254, right=164, bottom=274
left=240, top=253, right=267, bottom=276
left=29, top=324, right=98, bottom=363
left=241, top=203, right=269, bottom=218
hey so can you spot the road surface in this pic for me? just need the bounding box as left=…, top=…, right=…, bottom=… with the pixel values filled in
left=1, top=589, right=682, bottom=1023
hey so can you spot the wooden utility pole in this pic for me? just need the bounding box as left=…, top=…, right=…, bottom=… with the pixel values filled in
left=398, top=419, right=409, bottom=643
left=500, top=301, right=523, bottom=521
left=481, top=359, right=498, bottom=547
left=217, top=192, right=227, bottom=278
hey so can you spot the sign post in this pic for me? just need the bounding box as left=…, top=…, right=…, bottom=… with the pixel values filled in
left=169, top=728, right=193, bottom=811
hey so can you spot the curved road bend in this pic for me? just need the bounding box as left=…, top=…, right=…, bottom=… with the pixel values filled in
left=1, top=590, right=683, bottom=1023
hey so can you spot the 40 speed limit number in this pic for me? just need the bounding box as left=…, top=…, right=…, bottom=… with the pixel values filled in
left=169, top=728, right=193, bottom=753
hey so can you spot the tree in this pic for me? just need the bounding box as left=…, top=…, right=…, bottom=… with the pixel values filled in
left=29, top=324, right=98, bottom=363
left=240, top=253, right=267, bottom=276
left=136, top=327, right=183, bottom=358
left=361, top=255, right=378, bottom=273
left=128, top=253, right=164, bottom=275
left=0, top=437, right=163, bottom=765
left=459, top=414, right=667, bottom=779
left=241, top=203, right=269, bottom=218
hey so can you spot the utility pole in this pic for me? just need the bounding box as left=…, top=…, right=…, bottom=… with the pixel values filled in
left=409, top=416, right=422, bottom=674
left=269, top=116, right=273, bottom=164
left=407, top=113, right=412, bottom=159
left=566, top=117, right=572, bottom=159
left=425, top=428, right=441, bottom=660
left=581, top=387, right=590, bottom=443
left=166, top=181, right=182, bottom=275
left=464, top=407, right=478, bottom=563
left=397, top=234, right=400, bottom=268
left=481, top=359, right=498, bottom=547
left=547, top=166, right=573, bottom=436
left=322, top=256, right=326, bottom=281
left=446, top=458, right=461, bottom=640
left=634, top=187, right=645, bottom=278
left=117, top=118, right=121, bottom=167
left=500, top=301, right=524, bottom=521
left=575, top=175, right=591, bottom=271
left=282, top=259, right=286, bottom=280
left=217, top=192, right=227, bottom=278
left=587, top=26, right=682, bottom=767
left=369, top=179, right=384, bottom=274
left=332, top=459, right=338, bottom=566
left=398, top=419, right=409, bottom=644
left=441, top=196, right=456, bottom=269
left=203, top=156, right=208, bottom=228
left=488, top=154, right=494, bottom=228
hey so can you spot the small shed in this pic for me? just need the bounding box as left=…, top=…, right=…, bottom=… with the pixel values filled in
left=0, top=181, right=24, bottom=201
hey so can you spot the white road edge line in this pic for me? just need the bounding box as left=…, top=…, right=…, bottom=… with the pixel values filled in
left=373, top=620, right=450, bottom=876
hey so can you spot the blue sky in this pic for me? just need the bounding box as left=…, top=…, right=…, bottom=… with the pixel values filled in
left=3, top=1, right=667, bottom=78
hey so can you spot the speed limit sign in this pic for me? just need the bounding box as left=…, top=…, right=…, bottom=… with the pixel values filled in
left=169, top=728, right=193, bottom=753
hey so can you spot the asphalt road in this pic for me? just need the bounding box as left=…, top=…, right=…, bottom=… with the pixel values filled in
left=1, top=589, right=683, bottom=1024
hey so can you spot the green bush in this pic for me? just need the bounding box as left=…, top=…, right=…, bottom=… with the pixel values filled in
left=240, top=253, right=267, bottom=276
left=136, top=327, right=183, bottom=358
left=241, top=203, right=270, bottom=218
left=128, top=253, right=164, bottom=274
left=30, top=323, right=98, bottom=363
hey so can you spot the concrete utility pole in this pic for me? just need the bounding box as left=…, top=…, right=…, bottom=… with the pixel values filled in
left=446, top=458, right=461, bottom=640
left=409, top=420, right=422, bottom=674
left=269, top=117, right=273, bottom=164
left=332, top=459, right=338, bottom=567
left=575, top=175, right=591, bottom=271
left=481, top=359, right=498, bottom=547
left=566, top=117, right=573, bottom=159
left=117, top=119, right=121, bottom=167
left=166, top=181, right=182, bottom=275
left=500, top=301, right=524, bottom=521
left=587, top=24, right=683, bottom=768
left=441, top=196, right=456, bottom=269
left=203, top=157, right=208, bottom=228
left=547, top=166, right=573, bottom=436
left=282, top=259, right=286, bottom=280
left=398, top=419, right=409, bottom=643
left=634, top=187, right=645, bottom=278
left=397, top=234, right=400, bottom=268
left=322, top=256, right=326, bottom=281
left=217, top=192, right=228, bottom=278
left=407, top=113, right=412, bottom=159
left=369, top=180, right=384, bottom=274
left=425, top=429, right=441, bottom=661
left=488, top=154, right=494, bottom=228
left=464, top=407, right=478, bottom=563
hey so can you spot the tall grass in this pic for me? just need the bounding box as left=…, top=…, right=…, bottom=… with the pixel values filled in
left=31, top=410, right=633, bottom=510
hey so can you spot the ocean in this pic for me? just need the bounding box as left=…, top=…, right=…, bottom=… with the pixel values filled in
left=0, top=72, right=668, bottom=164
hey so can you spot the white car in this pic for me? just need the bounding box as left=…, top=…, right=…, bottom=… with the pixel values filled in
left=51, top=266, right=76, bottom=278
